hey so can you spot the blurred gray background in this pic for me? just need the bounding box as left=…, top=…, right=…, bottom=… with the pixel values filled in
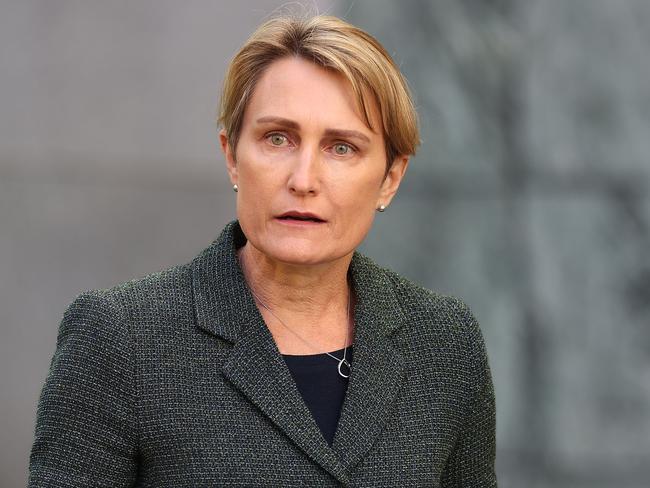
left=1, top=1, right=648, bottom=486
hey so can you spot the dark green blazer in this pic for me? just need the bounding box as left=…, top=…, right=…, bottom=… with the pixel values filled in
left=29, top=221, right=497, bottom=487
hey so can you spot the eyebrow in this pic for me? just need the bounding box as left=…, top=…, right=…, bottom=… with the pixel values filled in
left=324, top=128, right=371, bottom=144
left=255, top=116, right=371, bottom=144
left=256, top=116, right=299, bottom=130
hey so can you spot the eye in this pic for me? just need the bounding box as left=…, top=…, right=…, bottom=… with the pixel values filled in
left=333, top=143, right=354, bottom=155
left=267, top=133, right=288, bottom=146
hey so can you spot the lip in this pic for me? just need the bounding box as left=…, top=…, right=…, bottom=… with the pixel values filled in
left=275, top=211, right=327, bottom=225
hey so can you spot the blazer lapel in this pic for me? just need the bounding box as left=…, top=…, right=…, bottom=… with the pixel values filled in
left=220, top=315, right=349, bottom=484
left=192, top=222, right=349, bottom=485
left=332, top=253, right=407, bottom=473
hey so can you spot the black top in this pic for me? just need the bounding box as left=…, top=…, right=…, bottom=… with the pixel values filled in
left=283, top=346, right=353, bottom=446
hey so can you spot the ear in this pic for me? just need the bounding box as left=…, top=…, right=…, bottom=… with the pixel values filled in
left=377, top=155, right=409, bottom=208
left=219, top=129, right=238, bottom=185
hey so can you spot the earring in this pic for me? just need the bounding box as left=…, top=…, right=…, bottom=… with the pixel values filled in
left=233, top=184, right=238, bottom=193
left=377, top=204, right=386, bottom=212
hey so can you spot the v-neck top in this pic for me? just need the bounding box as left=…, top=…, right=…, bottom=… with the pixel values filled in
left=282, top=346, right=354, bottom=446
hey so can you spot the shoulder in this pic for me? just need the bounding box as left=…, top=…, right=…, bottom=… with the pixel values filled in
left=62, top=260, right=194, bottom=336
left=355, top=252, right=486, bottom=358
left=60, top=222, right=236, bottom=341
left=390, top=268, right=482, bottom=342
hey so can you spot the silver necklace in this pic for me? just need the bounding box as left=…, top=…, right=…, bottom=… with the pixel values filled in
left=248, top=287, right=353, bottom=379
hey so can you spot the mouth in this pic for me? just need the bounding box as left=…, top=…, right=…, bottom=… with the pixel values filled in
left=276, top=211, right=326, bottom=223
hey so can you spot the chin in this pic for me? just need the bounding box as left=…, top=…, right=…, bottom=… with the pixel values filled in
left=258, top=237, right=348, bottom=267
left=241, top=220, right=357, bottom=266
left=267, top=243, right=331, bottom=266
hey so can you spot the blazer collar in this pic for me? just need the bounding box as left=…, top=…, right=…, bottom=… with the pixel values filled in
left=192, top=221, right=408, bottom=482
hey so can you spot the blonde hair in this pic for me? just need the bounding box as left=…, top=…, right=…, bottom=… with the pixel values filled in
left=218, top=15, right=419, bottom=169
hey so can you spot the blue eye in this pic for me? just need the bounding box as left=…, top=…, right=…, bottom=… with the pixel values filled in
left=333, top=143, right=352, bottom=155
left=268, top=134, right=287, bottom=146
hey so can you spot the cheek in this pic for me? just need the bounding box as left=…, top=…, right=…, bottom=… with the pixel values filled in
left=234, top=153, right=263, bottom=217
left=237, top=148, right=274, bottom=193
left=329, top=180, right=381, bottom=241
left=334, top=171, right=383, bottom=210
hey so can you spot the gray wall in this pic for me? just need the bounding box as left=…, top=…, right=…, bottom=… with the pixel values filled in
left=350, top=1, right=650, bottom=486
left=1, top=1, right=332, bottom=486
left=1, top=1, right=648, bottom=486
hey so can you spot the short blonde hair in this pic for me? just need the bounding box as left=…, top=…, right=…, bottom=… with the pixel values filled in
left=218, top=15, right=419, bottom=169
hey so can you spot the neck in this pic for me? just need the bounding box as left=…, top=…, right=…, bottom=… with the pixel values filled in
left=237, top=241, right=355, bottom=354
left=238, top=241, right=352, bottom=318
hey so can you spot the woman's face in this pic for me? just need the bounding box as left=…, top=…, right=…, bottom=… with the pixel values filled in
left=221, top=56, right=408, bottom=267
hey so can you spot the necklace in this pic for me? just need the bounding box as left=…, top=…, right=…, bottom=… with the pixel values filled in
left=248, top=287, right=353, bottom=379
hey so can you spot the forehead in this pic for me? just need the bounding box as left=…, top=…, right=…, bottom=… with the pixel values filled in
left=242, top=57, right=381, bottom=135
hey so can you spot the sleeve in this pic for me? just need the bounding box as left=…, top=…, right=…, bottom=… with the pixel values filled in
left=28, top=292, right=139, bottom=487
left=441, top=300, right=497, bottom=488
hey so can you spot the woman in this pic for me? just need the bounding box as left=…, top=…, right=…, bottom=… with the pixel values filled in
left=29, top=14, right=496, bottom=487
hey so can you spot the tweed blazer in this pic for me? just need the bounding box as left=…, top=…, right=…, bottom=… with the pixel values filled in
left=29, top=221, right=497, bottom=487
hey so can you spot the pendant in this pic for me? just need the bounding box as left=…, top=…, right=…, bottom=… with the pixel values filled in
left=338, top=358, right=351, bottom=378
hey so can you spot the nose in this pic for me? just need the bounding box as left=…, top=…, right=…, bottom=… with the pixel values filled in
left=287, top=145, right=321, bottom=196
